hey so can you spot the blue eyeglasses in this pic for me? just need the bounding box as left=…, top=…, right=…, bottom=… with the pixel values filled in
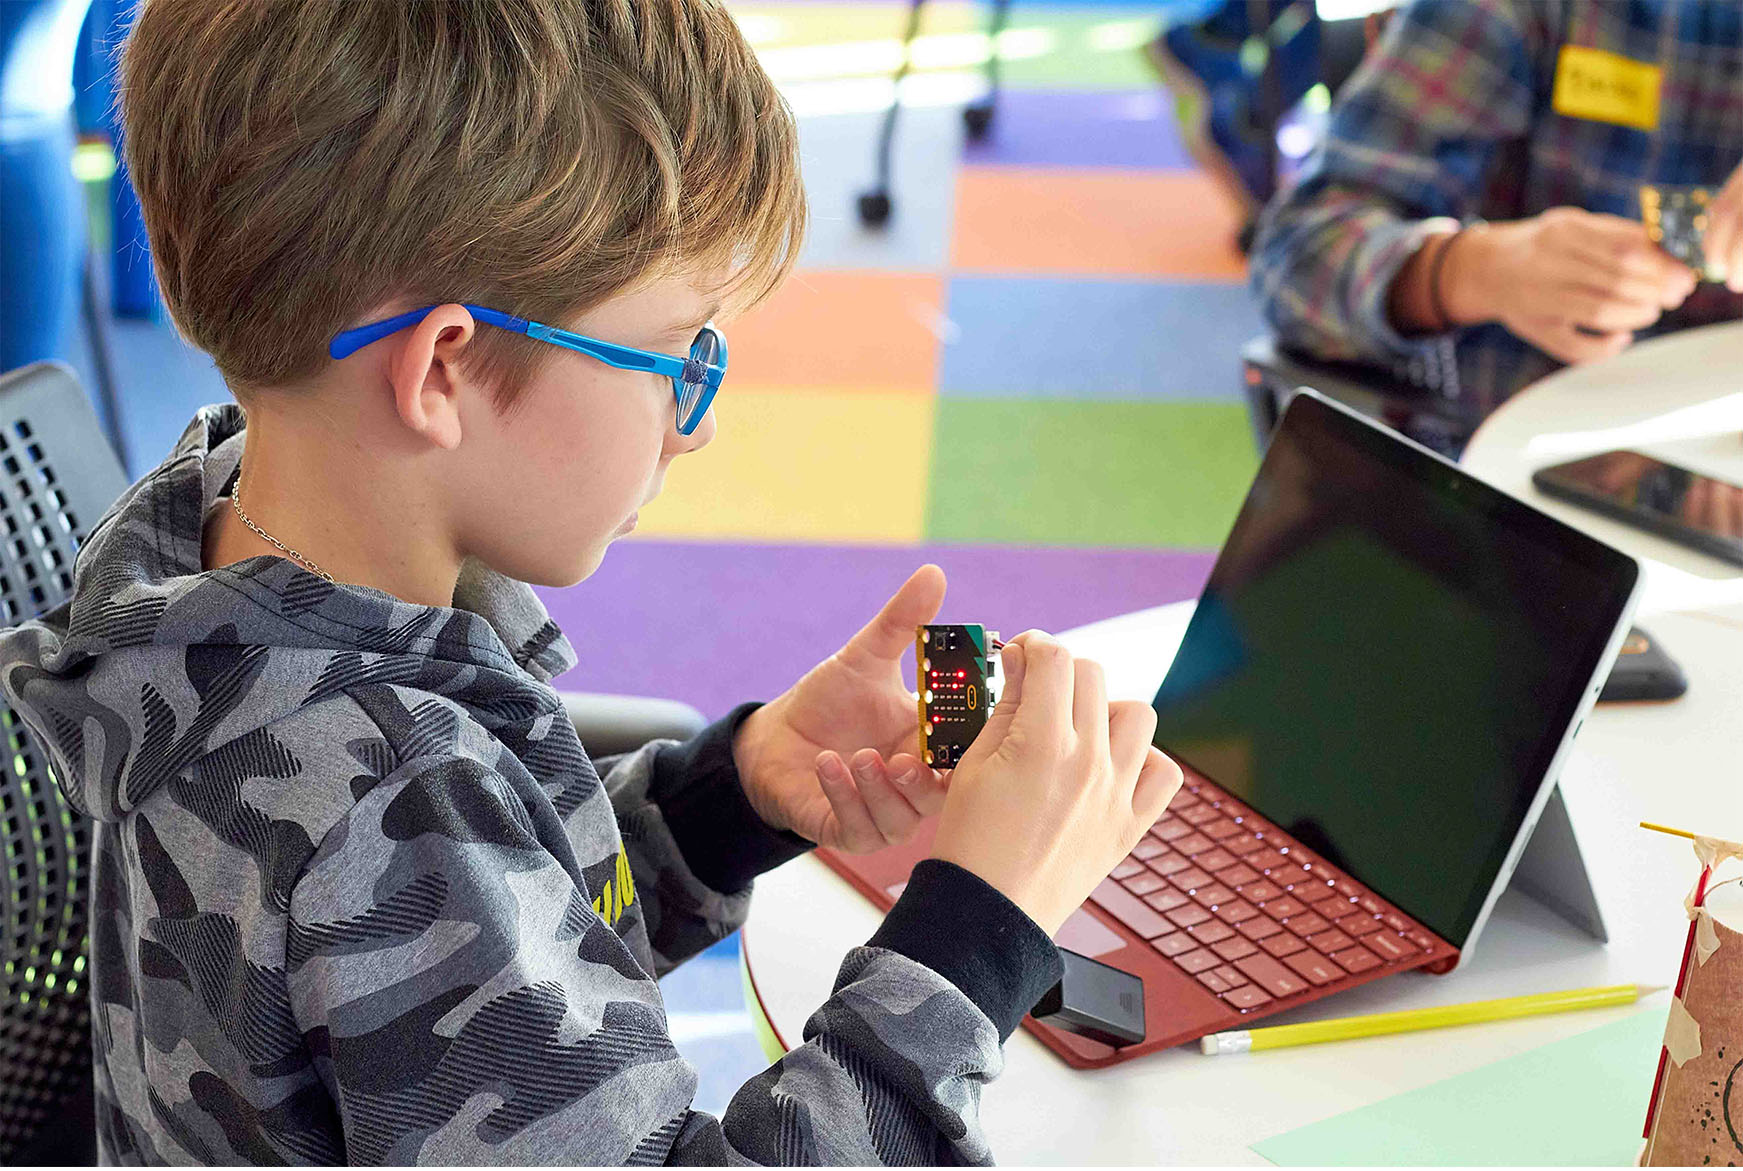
left=329, top=304, right=727, bottom=435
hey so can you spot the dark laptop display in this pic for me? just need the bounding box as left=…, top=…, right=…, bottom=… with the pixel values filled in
left=1152, top=393, right=1638, bottom=947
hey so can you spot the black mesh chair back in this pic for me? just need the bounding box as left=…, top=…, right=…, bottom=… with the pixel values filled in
left=0, top=362, right=130, bottom=1165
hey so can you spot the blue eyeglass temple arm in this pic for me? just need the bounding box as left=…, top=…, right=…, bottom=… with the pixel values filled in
left=329, top=304, right=713, bottom=386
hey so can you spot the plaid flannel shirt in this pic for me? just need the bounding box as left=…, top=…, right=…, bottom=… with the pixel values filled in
left=1251, top=0, right=1743, bottom=422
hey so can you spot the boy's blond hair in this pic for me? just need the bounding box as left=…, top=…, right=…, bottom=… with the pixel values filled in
left=119, top=0, right=806, bottom=403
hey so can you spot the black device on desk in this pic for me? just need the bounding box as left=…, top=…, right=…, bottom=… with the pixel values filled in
left=1532, top=450, right=1743, bottom=568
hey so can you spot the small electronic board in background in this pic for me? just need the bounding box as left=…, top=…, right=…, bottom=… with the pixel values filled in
left=1640, top=184, right=1714, bottom=277
left=916, top=624, right=1000, bottom=767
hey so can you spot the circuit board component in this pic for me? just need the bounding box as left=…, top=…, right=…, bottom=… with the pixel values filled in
left=1641, top=184, right=1714, bottom=277
left=917, top=624, right=999, bottom=768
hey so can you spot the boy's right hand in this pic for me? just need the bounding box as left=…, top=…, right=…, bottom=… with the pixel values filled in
left=929, top=631, right=1184, bottom=937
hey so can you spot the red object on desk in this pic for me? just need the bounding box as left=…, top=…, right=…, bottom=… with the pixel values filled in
left=1641, top=864, right=1712, bottom=1138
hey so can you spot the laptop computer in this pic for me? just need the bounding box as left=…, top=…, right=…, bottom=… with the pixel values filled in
left=820, top=390, right=1641, bottom=1068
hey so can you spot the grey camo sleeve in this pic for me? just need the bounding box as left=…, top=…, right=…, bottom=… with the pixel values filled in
left=285, top=749, right=1049, bottom=1164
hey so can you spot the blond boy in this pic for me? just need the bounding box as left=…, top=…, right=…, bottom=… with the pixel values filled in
left=0, top=1, right=1178, bottom=1162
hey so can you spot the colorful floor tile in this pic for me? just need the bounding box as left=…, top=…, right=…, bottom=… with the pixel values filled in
left=541, top=539, right=1216, bottom=720
left=926, top=398, right=1258, bottom=548
left=726, top=270, right=944, bottom=389
left=960, top=88, right=1193, bottom=170
left=951, top=166, right=1248, bottom=277
left=636, top=388, right=936, bottom=544
left=938, top=275, right=1262, bottom=399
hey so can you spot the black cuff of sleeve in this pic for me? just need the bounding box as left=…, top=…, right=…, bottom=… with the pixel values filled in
left=656, top=702, right=814, bottom=893
left=867, top=859, right=1063, bottom=1042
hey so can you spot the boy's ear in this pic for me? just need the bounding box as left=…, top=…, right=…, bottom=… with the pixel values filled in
left=389, top=304, right=475, bottom=451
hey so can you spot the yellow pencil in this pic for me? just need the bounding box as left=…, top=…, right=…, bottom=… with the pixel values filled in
left=1199, top=984, right=1664, bottom=1055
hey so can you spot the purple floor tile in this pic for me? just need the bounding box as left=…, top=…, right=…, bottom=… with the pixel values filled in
left=538, top=539, right=1214, bottom=720
left=961, top=89, right=1193, bottom=171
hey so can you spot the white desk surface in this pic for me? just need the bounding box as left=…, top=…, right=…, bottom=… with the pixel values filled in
left=742, top=328, right=1743, bottom=1163
left=1462, top=320, right=1743, bottom=616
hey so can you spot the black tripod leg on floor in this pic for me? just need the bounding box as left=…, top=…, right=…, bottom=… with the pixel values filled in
left=858, top=0, right=928, bottom=228
left=963, top=0, right=1013, bottom=140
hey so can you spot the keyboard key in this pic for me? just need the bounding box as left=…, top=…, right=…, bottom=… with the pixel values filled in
left=1149, top=854, right=1191, bottom=877
left=1174, top=948, right=1219, bottom=974
left=1224, top=985, right=1273, bottom=1010
left=1203, top=818, right=1243, bottom=840
left=1358, top=895, right=1384, bottom=915
left=1383, top=913, right=1411, bottom=932
left=1227, top=834, right=1265, bottom=857
left=1171, top=787, right=1202, bottom=808
left=1175, top=833, right=1215, bottom=856
left=1196, top=848, right=1238, bottom=873
left=1337, top=914, right=1383, bottom=937
left=1299, top=881, right=1342, bottom=904
left=1192, top=884, right=1237, bottom=908
left=1306, top=929, right=1355, bottom=955
left=1408, top=931, right=1439, bottom=951
left=1143, top=889, right=1190, bottom=913
left=1283, top=951, right=1341, bottom=986
left=1088, top=878, right=1171, bottom=938
left=1212, top=936, right=1258, bottom=962
left=1234, top=953, right=1310, bottom=998
left=1132, top=835, right=1169, bottom=858
left=1154, top=932, right=1197, bottom=957
left=1110, top=858, right=1146, bottom=880
left=1332, top=946, right=1381, bottom=974
left=1211, top=963, right=1249, bottom=987
left=1334, top=879, right=1361, bottom=898
left=1154, top=820, right=1189, bottom=842
left=1252, top=849, right=1288, bottom=870
left=1260, top=932, right=1308, bottom=958
left=1122, top=871, right=1166, bottom=896
left=1270, top=864, right=1311, bottom=888
left=1170, top=868, right=1214, bottom=891
left=1166, top=904, right=1212, bottom=929
left=1265, top=895, right=1308, bottom=919
left=1221, top=864, right=1261, bottom=887
left=1188, top=921, right=1235, bottom=946
left=1196, top=970, right=1233, bottom=994
left=1237, top=916, right=1284, bottom=941
left=1239, top=879, right=1283, bottom=903
left=1368, top=933, right=1419, bottom=962
left=1181, top=804, right=1221, bottom=826
left=1216, top=900, right=1260, bottom=925
left=1285, top=911, right=1331, bottom=936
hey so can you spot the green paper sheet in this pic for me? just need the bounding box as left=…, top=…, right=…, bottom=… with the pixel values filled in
left=1251, top=1009, right=1668, bottom=1166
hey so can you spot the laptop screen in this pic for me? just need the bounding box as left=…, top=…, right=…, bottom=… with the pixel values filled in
left=1151, top=393, right=1637, bottom=948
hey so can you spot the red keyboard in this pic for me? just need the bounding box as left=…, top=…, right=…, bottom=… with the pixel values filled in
left=1088, top=779, right=1445, bottom=1012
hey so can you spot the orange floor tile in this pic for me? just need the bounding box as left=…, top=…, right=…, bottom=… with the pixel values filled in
left=723, top=270, right=944, bottom=390
left=950, top=167, right=1248, bottom=280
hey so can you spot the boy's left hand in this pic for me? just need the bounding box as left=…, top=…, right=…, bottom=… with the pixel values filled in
left=731, top=564, right=952, bottom=853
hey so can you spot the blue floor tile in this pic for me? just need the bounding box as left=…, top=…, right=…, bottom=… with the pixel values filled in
left=938, top=275, right=1261, bottom=399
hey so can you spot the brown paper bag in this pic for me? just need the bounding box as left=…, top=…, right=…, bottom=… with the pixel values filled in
left=1644, top=879, right=1743, bottom=1167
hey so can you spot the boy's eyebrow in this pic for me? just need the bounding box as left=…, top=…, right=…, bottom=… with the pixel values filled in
left=675, top=301, right=722, bottom=332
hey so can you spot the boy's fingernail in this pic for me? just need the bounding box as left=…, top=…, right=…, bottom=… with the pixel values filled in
left=820, top=755, right=848, bottom=783
left=852, top=758, right=879, bottom=782
left=890, top=765, right=916, bottom=786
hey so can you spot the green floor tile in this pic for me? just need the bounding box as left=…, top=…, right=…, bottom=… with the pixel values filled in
left=925, top=400, right=1259, bottom=549
left=997, top=9, right=1162, bottom=92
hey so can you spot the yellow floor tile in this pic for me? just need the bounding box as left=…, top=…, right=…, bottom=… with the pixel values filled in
left=632, top=388, right=935, bottom=543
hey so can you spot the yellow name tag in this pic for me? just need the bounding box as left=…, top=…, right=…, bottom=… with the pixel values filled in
left=1552, top=44, right=1662, bottom=131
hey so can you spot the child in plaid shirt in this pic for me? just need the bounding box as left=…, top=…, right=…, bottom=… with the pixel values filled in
left=1252, top=0, right=1743, bottom=423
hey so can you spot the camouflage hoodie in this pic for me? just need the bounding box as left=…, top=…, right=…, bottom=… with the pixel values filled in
left=0, top=406, right=1061, bottom=1165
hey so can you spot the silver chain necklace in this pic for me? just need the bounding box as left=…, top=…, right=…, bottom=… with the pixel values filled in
left=229, top=469, right=336, bottom=583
